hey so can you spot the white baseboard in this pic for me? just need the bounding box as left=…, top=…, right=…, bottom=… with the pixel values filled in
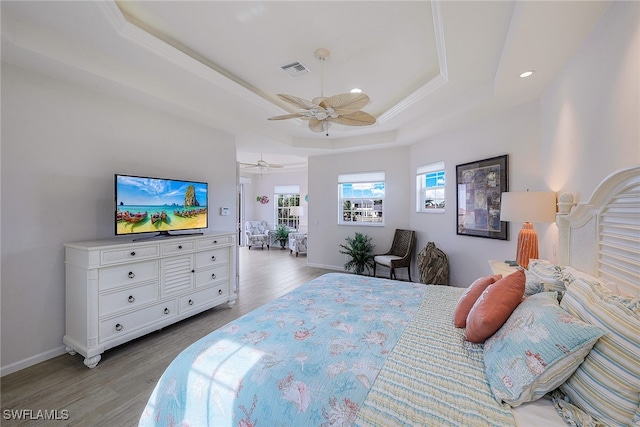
left=305, top=263, right=344, bottom=272
left=1, top=345, right=67, bottom=377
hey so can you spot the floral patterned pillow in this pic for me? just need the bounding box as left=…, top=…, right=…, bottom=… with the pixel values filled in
left=525, top=259, right=575, bottom=300
left=483, top=292, right=605, bottom=407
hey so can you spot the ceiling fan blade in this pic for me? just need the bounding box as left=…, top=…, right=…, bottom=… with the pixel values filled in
left=308, top=118, right=328, bottom=133
left=268, top=112, right=306, bottom=121
left=328, top=110, right=377, bottom=126
left=239, top=163, right=259, bottom=168
left=320, top=93, right=370, bottom=114
left=252, top=159, right=284, bottom=169
left=311, top=96, right=327, bottom=105
left=277, top=94, right=318, bottom=110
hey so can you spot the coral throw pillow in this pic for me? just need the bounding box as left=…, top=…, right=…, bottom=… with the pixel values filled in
left=453, top=275, right=502, bottom=328
left=465, top=269, right=526, bottom=343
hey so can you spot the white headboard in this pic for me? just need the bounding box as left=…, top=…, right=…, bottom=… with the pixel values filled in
left=556, top=165, right=640, bottom=296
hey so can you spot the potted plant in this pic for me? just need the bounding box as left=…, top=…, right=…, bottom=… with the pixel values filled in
left=274, top=224, right=290, bottom=249
left=339, top=232, right=375, bottom=275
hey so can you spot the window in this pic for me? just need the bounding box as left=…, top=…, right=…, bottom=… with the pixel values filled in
left=338, top=171, right=385, bottom=225
left=274, top=185, right=301, bottom=229
left=416, top=161, right=445, bottom=213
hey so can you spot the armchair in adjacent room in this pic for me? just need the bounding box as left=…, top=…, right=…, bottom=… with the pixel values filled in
left=288, top=232, right=307, bottom=257
left=373, top=229, right=416, bottom=281
left=245, top=220, right=270, bottom=250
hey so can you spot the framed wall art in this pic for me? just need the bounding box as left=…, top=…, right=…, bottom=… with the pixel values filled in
left=456, top=154, right=508, bottom=240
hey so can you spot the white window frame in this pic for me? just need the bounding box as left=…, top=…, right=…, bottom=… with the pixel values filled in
left=416, top=161, right=445, bottom=213
left=274, top=185, right=301, bottom=229
left=338, top=171, right=385, bottom=226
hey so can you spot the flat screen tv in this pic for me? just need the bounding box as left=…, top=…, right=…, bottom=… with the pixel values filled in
left=115, top=174, right=208, bottom=238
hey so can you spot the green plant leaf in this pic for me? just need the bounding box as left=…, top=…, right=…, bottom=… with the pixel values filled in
left=339, top=232, right=375, bottom=275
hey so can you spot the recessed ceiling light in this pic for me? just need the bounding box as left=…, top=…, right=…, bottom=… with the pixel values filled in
left=350, top=88, right=362, bottom=93
left=519, top=70, right=535, bottom=78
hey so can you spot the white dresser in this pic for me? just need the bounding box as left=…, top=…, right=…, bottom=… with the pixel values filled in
left=63, top=231, right=237, bottom=368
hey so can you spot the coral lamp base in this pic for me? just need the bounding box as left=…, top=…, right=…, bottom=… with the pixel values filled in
left=516, top=222, right=538, bottom=270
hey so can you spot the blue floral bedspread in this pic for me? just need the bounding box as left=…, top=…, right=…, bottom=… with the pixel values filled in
left=139, top=273, right=427, bottom=427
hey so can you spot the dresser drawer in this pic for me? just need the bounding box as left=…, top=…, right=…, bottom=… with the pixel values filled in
left=162, top=240, right=195, bottom=255
left=99, top=300, right=177, bottom=343
left=197, top=235, right=231, bottom=250
left=99, top=282, right=158, bottom=317
left=195, top=265, right=229, bottom=288
left=195, top=248, right=229, bottom=268
left=179, top=286, right=226, bottom=313
left=99, top=260, right=159, bottom=291
left=101, top=245, right=159, bottom=265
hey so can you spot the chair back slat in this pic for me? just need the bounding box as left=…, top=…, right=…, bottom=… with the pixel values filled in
left=390, top=229, right=415, bottom=256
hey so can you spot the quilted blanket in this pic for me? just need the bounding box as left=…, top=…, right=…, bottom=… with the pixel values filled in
left=139, top=273, right=428, bottom=426
left=355, top=285, right=515, bottom=426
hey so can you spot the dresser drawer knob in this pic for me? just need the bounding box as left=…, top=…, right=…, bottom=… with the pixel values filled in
left=211, top=255, right=216, bottom=261
left=188, top=299, right=194, bottom=306
left=128, top=271, right=135, bottom=279
left=164, top=308, right=170, bottom=315
left=115, top=323, right=123, bottom=332
left=178, top=245, right=183, bottom=249
left=191, top=269, right=195, bottom=273
left=211, top=273, right=216, bottom=279
left=128, top=295, right=135, bottom=303
left=218, top=289, right=223, bottom=295
left=130, top=251, right=136, bottom=256
left=213, top=240, right=218, bottom=244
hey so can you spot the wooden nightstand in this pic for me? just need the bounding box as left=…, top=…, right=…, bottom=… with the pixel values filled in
left=488, top=259, right=520, bottom=276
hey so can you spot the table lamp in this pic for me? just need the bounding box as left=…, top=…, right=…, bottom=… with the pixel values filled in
left=500, top=191, right=556, bottom=269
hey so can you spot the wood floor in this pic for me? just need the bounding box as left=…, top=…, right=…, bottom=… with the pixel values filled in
left=1, top=247, right=332, bottom=426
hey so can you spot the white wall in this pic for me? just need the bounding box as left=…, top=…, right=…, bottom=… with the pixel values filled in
left=0, top=64, right=237, bottom=375
left=537, top=0, right=639, bottom=266
left=307, top=1, right=639, bottom=287
left=308, top=147, right=411, bottom=275
left=540, top=0, right=639, bottom=196
left=409, top=101, right=542, bottom=287
left=240, top=170, right=309, bottom=232
left=306, top=102, right=541, bottom=285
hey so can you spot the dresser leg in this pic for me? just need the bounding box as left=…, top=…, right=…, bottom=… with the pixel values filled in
left=84, top=355, right=101, bottom=369
left=65, top=346, right=76, bottom=356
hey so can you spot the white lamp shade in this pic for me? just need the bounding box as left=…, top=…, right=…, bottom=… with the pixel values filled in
left=290, top=206, right=304, bottom=217
left=500, top=191, right=556, bottom=223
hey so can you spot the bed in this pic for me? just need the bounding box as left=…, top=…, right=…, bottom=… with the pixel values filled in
left=139, top=165, right=639, bottom=427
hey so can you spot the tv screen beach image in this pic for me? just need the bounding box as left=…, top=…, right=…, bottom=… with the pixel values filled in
left=115, top=175, right=208, bottom=235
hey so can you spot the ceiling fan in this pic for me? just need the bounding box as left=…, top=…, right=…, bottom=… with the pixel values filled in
left=240, top=154, right=283, bottom=170
left=268, top=48, right=376, bottom=135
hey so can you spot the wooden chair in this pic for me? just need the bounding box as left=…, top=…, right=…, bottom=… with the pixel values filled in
left=373, top=229, right=416, bottom=281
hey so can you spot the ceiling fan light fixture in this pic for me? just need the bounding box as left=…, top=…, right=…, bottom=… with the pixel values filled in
left=350, top=88, right=362, bottom=93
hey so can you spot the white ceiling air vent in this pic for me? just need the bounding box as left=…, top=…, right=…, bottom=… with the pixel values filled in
left=281, top=61, right=310, bottom=77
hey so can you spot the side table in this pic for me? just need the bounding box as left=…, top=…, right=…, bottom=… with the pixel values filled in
left=488, top=259, right=520, bottom=276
